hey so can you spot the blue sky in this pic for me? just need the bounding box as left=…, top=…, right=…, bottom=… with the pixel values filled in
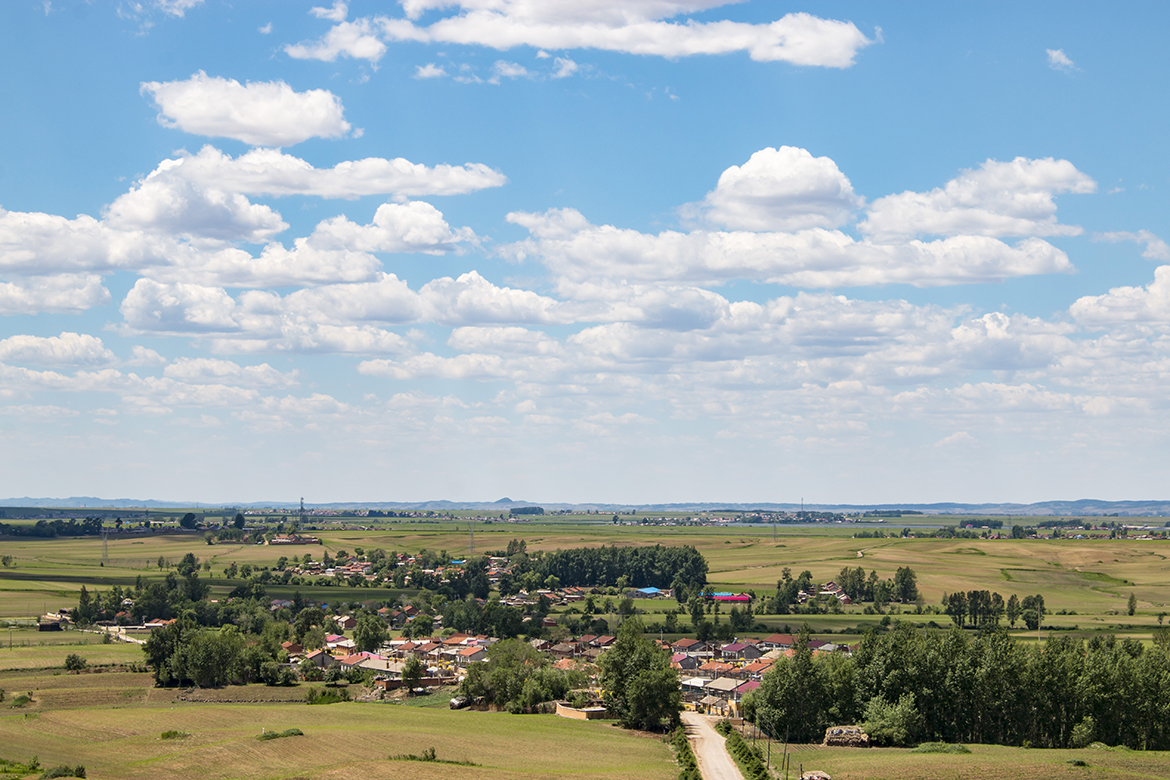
left=1, top=0, right=1168, bottom=504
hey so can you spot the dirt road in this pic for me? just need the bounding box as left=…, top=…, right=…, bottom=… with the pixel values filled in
left=681, top=711, right=745, bottom=780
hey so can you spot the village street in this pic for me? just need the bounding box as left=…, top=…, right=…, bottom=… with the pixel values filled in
left=681, top=711, right=745, bottom=780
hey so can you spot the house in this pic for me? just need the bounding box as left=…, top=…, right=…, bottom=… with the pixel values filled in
left=671, top=652, right=701, bottom=671
left=720, top=642, right=762, bottom=661
left=698, top=660, right=735, bottom=678
left=457, top=647, right=487, bottom=666
left=333, top=615, right=358, bottom=630
left=281, top=641, right=304, bottom=656
left=303, top=648, right=335, bottom=668
left=760, top=633, right=796, bottom=650
left=550, top=643, right=576, bottom=659
left=671, top=637, right=707, bottom=654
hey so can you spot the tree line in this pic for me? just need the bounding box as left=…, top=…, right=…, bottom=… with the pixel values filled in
left=746, top=624, right=1170, bottom=750
left=506, top=544, right=708, bottom=591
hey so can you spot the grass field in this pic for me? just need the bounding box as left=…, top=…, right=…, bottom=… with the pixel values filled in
left=764, top=742, right=1170, bottom=780
left=0, top=668, right=674, bottom=780
left=2, top=519, right=1169, bottom=633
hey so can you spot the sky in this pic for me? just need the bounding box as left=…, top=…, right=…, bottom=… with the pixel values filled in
left=1, top=1, right=1168, bottom=505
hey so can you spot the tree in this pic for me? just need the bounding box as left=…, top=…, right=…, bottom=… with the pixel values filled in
left=352, top=615, right=387, bottom=653
left=64, top=653, right=87, bottom=672
left=1021, top=594, right=1045, bottom=631
left=597, top=619, right=681, bottom=731
left=179, top=513, right=198, bottom=530
left=233, top=513, right=246, bottom=530
left=1128, top=593, right=1138, bottom=617
left=402, top=655, right=424, bottom=696
left=1006, top=594, right=1021, bottom=628
left=893, top=567, right=919, bottom=603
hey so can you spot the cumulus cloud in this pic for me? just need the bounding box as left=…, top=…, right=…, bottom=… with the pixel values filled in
left=551, top=57, right=579, bottom=78
left=163, top=357, right=299, bottom=387
left=155, top=0, right=203, bottom=17
left=694, top=146, right=864, bottom=231
left=168, top=146, right=506, bottom=198
left=289, top=3, right=872, bottom=67
left=1047, top=48, right=1076, bottom=72
left=1095, top=230, right=1170, bottom=261
left=860, top=157, right=1096, bottom=241
left=285, top=18, right=388, bottom=63
left=104, top=159, right=288, bottom=243
left=141, top=72, right=352, bottom=146
left=415, top=63, right=447, bottom=78
left=1070, top=265, right=1170, bottom=329
left=0, top=332, right=116, bottom=367
left=0, top=274, right=110, bottom=315
left=489, top=60, right=530, bottom=83
left=506, top=208, right=1073, bottom=289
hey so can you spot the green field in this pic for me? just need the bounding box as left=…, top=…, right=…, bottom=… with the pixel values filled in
left=0, top=667, right=673, bottom=780
left=2, top=519, right=1169, bottom=634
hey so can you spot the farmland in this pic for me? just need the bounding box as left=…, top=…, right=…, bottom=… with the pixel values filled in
left=3, top=513, right=1170, bottom=778
left=0, top=666, right=673, bottom=780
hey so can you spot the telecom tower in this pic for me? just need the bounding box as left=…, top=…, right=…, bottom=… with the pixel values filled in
left=299, top=497, right=306, bottom=528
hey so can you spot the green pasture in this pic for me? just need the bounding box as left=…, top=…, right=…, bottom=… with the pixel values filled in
left=762, top=742, right=1170, bottom=780
left=0, top=628, right=143, bottom=670
left=3, top=522, right=1170, bottom=636
left=0, top=669, right=673, bottom=780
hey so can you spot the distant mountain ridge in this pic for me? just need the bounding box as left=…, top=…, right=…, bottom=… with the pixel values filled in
left=2, top=496, right=1169, bottom=516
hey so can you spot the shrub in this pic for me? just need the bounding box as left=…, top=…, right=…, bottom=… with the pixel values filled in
left=669, top=727, right=701, bottom=780
left=912, top=742, right=971, bottom=754
left=160, top=731, right=189, bottom=740
left=1070, top=716, right=1095, bottom=749
left=863, top=692, right=922, bottom=747
left=63, top=654, right=87, bottom=672
left=39, top=766, right=85, bottom=778
left=256, top=728, right=303, bottom=741
left=388, top=747, right=478, bottom=766
left=305, top=686, right=350, bottom=705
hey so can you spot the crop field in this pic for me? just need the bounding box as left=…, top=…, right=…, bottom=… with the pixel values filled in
left=0, top=668, right=673, bottom=780
left=2, top=518, right=1169, bottom=633
left=760, top=743, right=1170, bottom=780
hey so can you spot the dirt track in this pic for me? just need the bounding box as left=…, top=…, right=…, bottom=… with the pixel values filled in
left=681, top=711, right=745, bottom=780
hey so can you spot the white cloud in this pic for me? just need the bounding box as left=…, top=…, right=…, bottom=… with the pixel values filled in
left=551, top=57, right=579, bottom=78
left=935, top=431, right=975, bottom=447
left=506, top=208, right=1073, bottom=289
left=1047, top=48, right=1076, bottom=72
left=0, top=274, right=110, bottom=315
left=358, top=352, right=511, bottom=380
left=104, top=159, right=288, bottom=243
left=1070, top=265, right=1170, bottom=329
left=860, top=157, right=1096, bottom=241
left=695, top=146, right=864, bottom=231
left=164, top=357, right=299, bottom=388
left=285, top=18, right=388, bottom=63
left=1095, top=230, right=1170, bottom=261
left=155, top=0, right=203, bottom=17
left=489, top=60, right=530, bottom=83
left=0, top=332, right=116, bottom=367
left=308, top=201, right=476, bottom=255
left=420, top=271, right=567, bottom=325
left=128, top=346, right=167, bottom=366
left=415, top=63, right=448, bottom=79
left=120, top=279, right=241, bottom=334
left=291, top=4, right=872, bottom=67
left=259, top=22, right=273, bottom=35
left=448, top=326, right=563, bottom=355
left=141, top=72, right=352, bottom=146
left=169, top=146, right=506, bottom=198
left=312, top=1, right=348, bottom=22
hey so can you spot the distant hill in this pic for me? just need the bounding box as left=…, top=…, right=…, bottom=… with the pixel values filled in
left=2, top=496, right=1169, bottom=516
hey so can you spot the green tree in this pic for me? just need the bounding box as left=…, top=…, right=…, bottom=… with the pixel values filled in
left=1128, top=593, right=1138, bottom=616
left=352, top=614, right=387, bottom=653
left=1006, top=594, right=1021, bottom=628
left=597, top=619, right=681, bottom=731
left=64, top=653, right=87, bottom=672
left=179, top=512, right=198, bottom=530
left=893, top=567, right=919, bottom=603
left=233, top=513, right=246, bottom=530
left=402, top=654, right=424, bottom=696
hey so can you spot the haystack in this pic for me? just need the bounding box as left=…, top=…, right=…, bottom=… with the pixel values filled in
left=801, top=771, right=832, bottom=780
left=823, top=725, right=869, bottom=747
